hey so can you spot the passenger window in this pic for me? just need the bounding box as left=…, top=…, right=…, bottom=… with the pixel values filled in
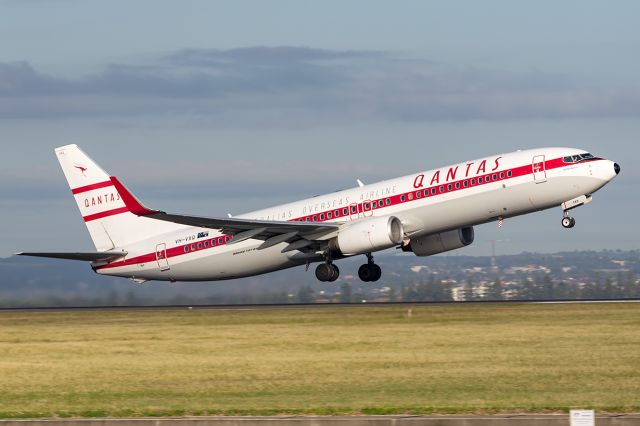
left=335, top=209, right=340, bottom=217
left=447, top=184, right=452, bottom=191
left=191, top=244, right=196, bottom=251
left=463, top=181, right=468, bottom=187
left=385, top=198, right=391, bottom=205
left=407, top=193, right=413, bottom=201
left=455, top=182, right=460, bottom=189
left=327, top=212, right=332, bottom=219
left=400, top=195, right=406, bottom=202
left=500, top=172, right=505, bottom=179
left=439, top=186, right=444, bottom=193
left=320, top=213, right=325, bottom=220
left=306, top=217, right=310, bottom=221
left=351, top=206, right=357, bottom=213
left=218, top=237, right=223, bottom=244
left=424, top=189, right=429, bottom=197
left=478, top=177, right=483, bottom=183
left=486, top=175, right=491, bottom=182
left=416, top=191, right=421, bottom=198
left=204, top=240, right=209, bottom=248
left=313, top=215, right=318, bottom=221
left=507, top=170, right=513, bottom=177
left=364, top=202, right=370, bottom=210
left=379, top=200, right=384, bottom=207
left=226, top=236, right=230, bottom=242
left=493, top=174, right=497, bottom=180
left=197, top=242, right=202, bottom=249
left=184, top=246, right=189, bottom=253
left=431, top=188, right=436, bottom=195
left=343, top=208, right=349, bottom=215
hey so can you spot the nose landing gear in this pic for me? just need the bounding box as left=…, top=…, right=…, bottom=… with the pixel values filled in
left=358, top=253, right=382, bottom=282
left=561, top=214, right=576, bottom=229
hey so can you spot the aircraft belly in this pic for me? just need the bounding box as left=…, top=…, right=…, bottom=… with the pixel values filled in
left=98, top=242, right=305, bottom=282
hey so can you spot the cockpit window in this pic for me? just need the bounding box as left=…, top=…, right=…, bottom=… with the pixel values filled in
left=563, top=153, right=596, bottom=163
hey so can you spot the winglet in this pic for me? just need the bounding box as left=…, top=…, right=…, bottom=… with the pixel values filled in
left=110, top=177, right=159, bottom=216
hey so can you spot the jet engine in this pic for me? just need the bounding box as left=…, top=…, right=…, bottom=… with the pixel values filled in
left=402, top=227, right=474, bottom=257
left=330, top=216, right=404, bottom=256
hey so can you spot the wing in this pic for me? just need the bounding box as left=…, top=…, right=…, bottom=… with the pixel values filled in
left=15, top=251, right=127, bottom=261
left=111, top=177, right=339, bottom=252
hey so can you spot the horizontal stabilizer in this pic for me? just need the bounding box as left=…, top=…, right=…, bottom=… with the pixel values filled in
left=15, top=251, right=127, bottom=262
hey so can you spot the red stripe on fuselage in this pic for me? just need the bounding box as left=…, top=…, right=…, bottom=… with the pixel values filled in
left=95, top=156, right=601, bottom=271
left=83, top=207, right=129, bottom=222
left=71, top=180, right=114, bottom=195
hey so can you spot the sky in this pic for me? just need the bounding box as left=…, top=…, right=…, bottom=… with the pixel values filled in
left=0, top=0, right=639, bottom=258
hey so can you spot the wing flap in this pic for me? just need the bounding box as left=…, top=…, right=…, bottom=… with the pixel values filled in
left=146, top=212, right=338, bottom=242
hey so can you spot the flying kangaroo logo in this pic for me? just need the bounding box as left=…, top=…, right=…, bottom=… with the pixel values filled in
left=74, top=164, right=88, bottom=176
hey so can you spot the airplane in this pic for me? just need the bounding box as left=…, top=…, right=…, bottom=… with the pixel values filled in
left=17, top=145, right=620, bottom=283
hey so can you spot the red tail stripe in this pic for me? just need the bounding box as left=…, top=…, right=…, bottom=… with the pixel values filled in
left=71, top=180, right=114, bottom=195
left=83, top=207, right=129, bottom=222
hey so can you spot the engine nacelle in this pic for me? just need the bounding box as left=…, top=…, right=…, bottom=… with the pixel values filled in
left=330, top=216, right=404, bottom=256
left=402, top=227, right=474, bottom=257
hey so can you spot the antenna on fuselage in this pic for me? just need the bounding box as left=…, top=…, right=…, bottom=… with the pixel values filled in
left=357, top=179, right=365, bottom=187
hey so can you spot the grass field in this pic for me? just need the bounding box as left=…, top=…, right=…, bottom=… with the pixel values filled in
left=0, top=303, right=639, bottom=418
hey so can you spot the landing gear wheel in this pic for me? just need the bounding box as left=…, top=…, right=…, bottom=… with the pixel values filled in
left=315, top=263, right=340, bottom=282
left=370, top=264, right=382, bottom=282
left=358, top=264, right=373, bottom=282
left=561, top=216, right=576, bottom=229
left=329, top=264, right=340, bottom=282
left=358, top=254, right=382, bottom=282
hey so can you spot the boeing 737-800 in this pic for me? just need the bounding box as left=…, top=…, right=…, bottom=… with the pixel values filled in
left=18, top=145, right=620, bottom=283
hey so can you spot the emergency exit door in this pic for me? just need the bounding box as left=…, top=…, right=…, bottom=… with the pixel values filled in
left=155, top=243, right=170, bottom=271
left=532, top=155, right=547, bottom=183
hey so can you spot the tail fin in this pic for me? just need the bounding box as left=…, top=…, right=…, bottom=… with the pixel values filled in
left=55, top=144, right=185, bottom=251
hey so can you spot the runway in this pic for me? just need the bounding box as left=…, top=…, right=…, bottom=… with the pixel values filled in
left=1, top=298, right=639, bottom=312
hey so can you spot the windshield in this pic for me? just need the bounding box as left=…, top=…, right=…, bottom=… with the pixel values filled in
left=563, top=153, right=596, bottom=163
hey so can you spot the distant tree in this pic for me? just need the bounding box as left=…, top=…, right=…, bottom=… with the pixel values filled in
left=580, top=275, right=600, bottom=299
left=516, top=277, right=534, bottom=300
left=623, top=271, right=638, bottom=298
left=340, top=282, right=353, bottom=303
left=463, top=276, right=476, bottom=301
left=485, top=278, right=503, bottom=300
left=603, top=277, right=616, bottom=299
left=297, top=285, right=315, bottom=303
left=437, top=279, right=453, bottom=301
left=539, top=274, right=554, bottom=299
left=553, top=280, right=578, bottom=299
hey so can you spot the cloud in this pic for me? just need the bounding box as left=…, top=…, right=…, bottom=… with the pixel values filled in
left=1, top=47, right=639, bottom=123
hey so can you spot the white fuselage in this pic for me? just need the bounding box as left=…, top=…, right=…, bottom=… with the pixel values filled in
left=93, top=147, right=618, bottom=282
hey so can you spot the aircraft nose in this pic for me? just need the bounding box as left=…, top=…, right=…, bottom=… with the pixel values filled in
left=614, top=163, right=621, bottom=175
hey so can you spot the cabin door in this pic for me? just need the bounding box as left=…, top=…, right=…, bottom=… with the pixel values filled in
left=155, top=243, right=170, bottom=271
left=532, top=155, right=547, bottom=183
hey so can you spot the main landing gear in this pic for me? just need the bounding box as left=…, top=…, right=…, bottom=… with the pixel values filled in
left=315, top=261, right=339, bottom=282
left=358, top=253, right=382, bottom=282
left=314, top=253, right=382, bottom=282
